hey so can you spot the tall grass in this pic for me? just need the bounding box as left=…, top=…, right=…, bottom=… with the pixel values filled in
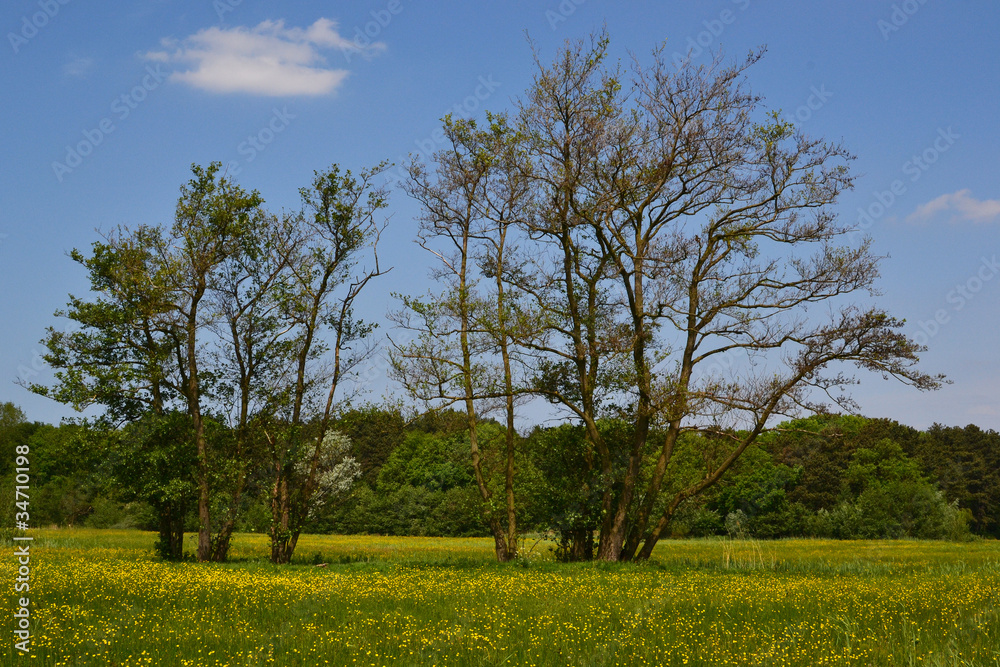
left=3, top=529, right=998, bottom=666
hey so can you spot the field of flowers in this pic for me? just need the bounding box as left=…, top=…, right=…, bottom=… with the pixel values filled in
left=3, top=530, right=998, bottom=666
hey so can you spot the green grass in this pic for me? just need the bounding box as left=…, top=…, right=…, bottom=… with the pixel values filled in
left=4, top=530, right=999, bottom=666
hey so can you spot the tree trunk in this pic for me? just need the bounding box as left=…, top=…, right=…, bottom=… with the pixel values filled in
left=636, top=505, right=678, bottom=561
left=195, top=427, right=211, bottom=562
left=186, top=283, right=211, bottom=563
left=503, top=420, right=518, bottom=561
left=210, top=518, right=235, bottom=562
left=566, top=528, right=594, bottom=561
left=269, top=473, right=292, bottom=564
left=156, top=503, right=185, bottom=561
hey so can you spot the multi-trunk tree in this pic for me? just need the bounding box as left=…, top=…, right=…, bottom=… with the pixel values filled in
left=31, top=162, right=387, bottom=563
left=394, top=33, right=942, bottom=562
left=522, top=35, right=942, bottom=561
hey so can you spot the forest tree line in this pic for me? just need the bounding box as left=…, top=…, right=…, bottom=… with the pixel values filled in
left=3, top=402, right=996, bottom=560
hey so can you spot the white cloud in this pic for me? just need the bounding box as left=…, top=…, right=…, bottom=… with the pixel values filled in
left=144, top=18, right=381, bottom=96
left=907, top=189, right=1000, bottom=224
left=63, top=55, right=94, bottom=78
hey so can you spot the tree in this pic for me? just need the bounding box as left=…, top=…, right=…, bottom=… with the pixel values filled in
left=915, top=424, right=1000, bottom=537
left=470, top=33, right=941, bottom=561
left=704, top=444, right=806, bottom=539
left=824, top=439, right=969, bottom=540
left=0, top=402, right=26, bottom=436
left=264, top=163, right=391, bottom=564
left=165, top=163, right=266, bottom=562
left=390, top=116, right=533, bottom=561
left=31, top=162, right=389, bottom=563
left=335, top=403, right=407, bottom=486
left=111, top=411, right=197, bottom=559
left=525, top=422, right=609, bottom=561
left=291, top=431, right=361, bottom=525
left=28, top=223, right=185, bottom=421
left=763, top=414, right=866, bottom=511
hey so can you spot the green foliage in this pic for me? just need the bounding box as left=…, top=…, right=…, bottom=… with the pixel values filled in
left=7, top=394, right=992, bottom=545
left=706, top=446, right=809, bottom=539
left=377, top=430, right=475, bottom=493
left=329, top=483, right=486, bottom=537
left=0, top=401, right=26, bottom=435
left=818, top=439, right=971, bottom=540
left=335, top=404, right=407, bottom=486
left=525, top=423, right=604, bottom=544
left=913, top=423, right=1000, bottom=537
left=691, top=419, right=978, bottom=542
left=668, top=502, right=723, bottom=538
left=760, top=414, right=866, bottom=511
left=112, top=411, right=198, bottom=510
left=23, top=422, right=105, bottom=527
left=84, top=497, right=154, bottom=530
left=315, top=418, right=496, bottom=538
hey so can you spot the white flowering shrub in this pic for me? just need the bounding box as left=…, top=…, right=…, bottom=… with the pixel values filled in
left=296, top=431, right=361, bottom=518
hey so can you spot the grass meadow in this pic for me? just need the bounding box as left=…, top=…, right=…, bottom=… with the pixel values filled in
left=3, top=530, right=998, bottom=666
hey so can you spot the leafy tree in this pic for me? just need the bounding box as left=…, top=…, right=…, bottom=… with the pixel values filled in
left=335, top=404, right=407, bottom=486
left=16, top=422, right=104, bottom=527
left=111, top=411, right=197, bottom=559
left=0, top=402, right=26, bottom=437
left=263, top=163, right=390, bottom=564
left=526, top=424, right=599, bottom=561
left=30, top=163, right=265, bottom=560
left=915, top=424, right=1000, bottom=537
left=378, top=430, right=474, bottom=493
left=705, top=445, right=806, bottom=538
left=824, top=439, right=969, bottom=539
left=293, top=432, right=360, bottom=523
left=0, top=404, right=29, bottom=507
left=166, top=162, right=266, bottom=561
left=30, top=162, right=390, bottom=563
left=762, top=415, right=866, bottom=511
left=27, top=224, right=186, bottom=422
left=0, top=410, right=108, bottom=536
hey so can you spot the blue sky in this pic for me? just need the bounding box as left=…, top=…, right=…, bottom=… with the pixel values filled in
left=2, top=0, right=998, bottom=430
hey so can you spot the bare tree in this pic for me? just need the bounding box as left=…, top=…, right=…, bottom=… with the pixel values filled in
left=390, top=116, right=533, bottom=561
left=506, top=34, right=942, bottom=561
